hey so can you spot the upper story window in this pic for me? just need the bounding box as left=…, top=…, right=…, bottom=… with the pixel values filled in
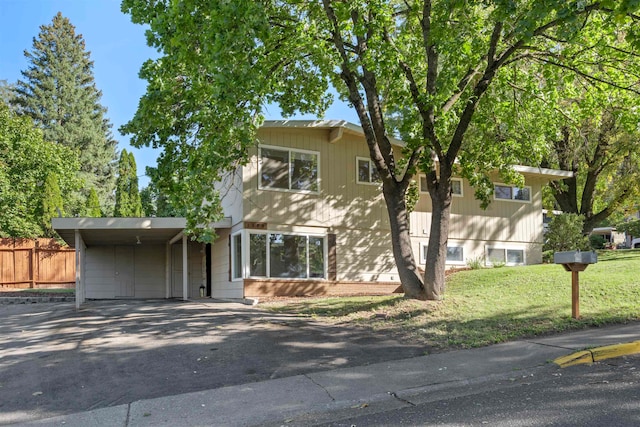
left=419, top=176, right=463, bottom=197
left=494, top=184, right=531, bottom=202
left=356, top=157, right=381, bottom=184
left=259, top=145, right=319, bottom=193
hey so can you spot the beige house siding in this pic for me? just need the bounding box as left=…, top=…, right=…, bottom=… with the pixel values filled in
left=333, top=227, right=398, bottom=282
left=243, top=128, right=391, bottom=230
left=215, top=122, right=562, bottom=297
left=411, top=177, right=546, bottom=267
left=210, top=228, right=243, bottom=299
left=217, top=168, right=244, bottom=226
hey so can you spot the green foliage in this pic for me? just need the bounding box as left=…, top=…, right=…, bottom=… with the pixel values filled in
left=121, top=0, right=640, bottom=275
left=544, top=213, right=591, bottom=252
left=405, top=179, right=419, bottom=214
left=140, top=166, right=185, bottom=217
left=616, top=219, right=640, bottom=237
left=114, top=149, right=142, bottom=217
left=0, top=80, right=15, bottom=106
left=85, top=188, right=102, bottom=217
left=40, top=173, right=64, bottom=237
left=466, top=256, right=485, bottom=270
left=589, top=234, right=607, bottom=250
left=0, top=101, right=79, bottom=237
left=12, top=12, right=117, bottom=215
left=617, top=219, right=640, bottom=238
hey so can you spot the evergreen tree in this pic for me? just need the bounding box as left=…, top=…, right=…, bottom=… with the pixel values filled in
left=0, top=80, right=15, bottom=106
left=40, top=173, right=64, bottom=237
left=127, top=151, right=142, bottom=217
left=85, top=187, right=102, bottom=217
left=114, top=149, right=142, bottom=217
left=12, top=12, right=117, bottom=215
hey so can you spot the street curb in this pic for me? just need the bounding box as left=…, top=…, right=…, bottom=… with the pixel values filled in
left=554, top=340, right=640, bottom=368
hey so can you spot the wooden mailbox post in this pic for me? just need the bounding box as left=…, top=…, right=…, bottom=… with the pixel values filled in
left=554, top=251, right=598, bottom=319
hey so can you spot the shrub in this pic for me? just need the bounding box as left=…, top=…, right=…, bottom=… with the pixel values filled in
left=589, top=234, right=607, bottom=250
left=543, top=213, right=591, bottom=252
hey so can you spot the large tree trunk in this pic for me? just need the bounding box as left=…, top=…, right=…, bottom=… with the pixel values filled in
left=382, top=183, right=427, bottom=300
left=424, top=182, right=453, bottom=300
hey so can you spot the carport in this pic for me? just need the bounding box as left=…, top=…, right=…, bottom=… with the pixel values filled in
left=52, top=217, right=230, bottom=308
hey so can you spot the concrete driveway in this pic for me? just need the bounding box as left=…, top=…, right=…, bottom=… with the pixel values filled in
left=0, top=299, right=424, bottom=425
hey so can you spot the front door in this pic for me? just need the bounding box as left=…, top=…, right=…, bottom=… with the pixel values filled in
left=115, top=246, right=134, bottom=297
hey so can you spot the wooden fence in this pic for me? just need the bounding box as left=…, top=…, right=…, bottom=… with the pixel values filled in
left=0, top=238, right=75, bottom=289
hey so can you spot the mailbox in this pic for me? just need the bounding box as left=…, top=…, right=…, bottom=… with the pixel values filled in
left=553, top=250, right=597, bottom=319
left=554, top=251, right=597, bottom=265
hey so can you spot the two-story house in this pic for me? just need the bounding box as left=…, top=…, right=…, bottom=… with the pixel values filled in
left=53, top=120, right=572, bottom=304
left=210, top=120, right=572, bottom=298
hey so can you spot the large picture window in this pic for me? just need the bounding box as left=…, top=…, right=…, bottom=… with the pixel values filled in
left=494, top=184, right=531, bottom=202
left=260, top=146, right=319, bottom=192
left=248, top=232, right=326, bottom=279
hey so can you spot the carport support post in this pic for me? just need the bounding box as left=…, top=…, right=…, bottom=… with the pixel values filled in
left=182, top=234, right=188, bottom=301
left=74, top=230, right=85, bottom=309
left=165, top=242, right=171, bottom=299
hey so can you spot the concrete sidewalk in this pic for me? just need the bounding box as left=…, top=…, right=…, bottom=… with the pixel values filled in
left=17, top=322, right=640, bottom=427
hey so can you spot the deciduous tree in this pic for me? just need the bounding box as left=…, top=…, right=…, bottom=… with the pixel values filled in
left=122, top=0, right=640, bottom=300
left=0, top=101, right=79, bottom=237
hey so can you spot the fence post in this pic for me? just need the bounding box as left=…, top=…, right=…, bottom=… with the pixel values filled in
left=30, top=241, right=37, bottom=289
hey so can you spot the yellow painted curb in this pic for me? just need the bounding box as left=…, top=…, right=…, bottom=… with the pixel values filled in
left=592, top=341, right=640, bottom=362
left=554, top=340, right=640, bottom=368
left=553, top=350, right=593, bottom=368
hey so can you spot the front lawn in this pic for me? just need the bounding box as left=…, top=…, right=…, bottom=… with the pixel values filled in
left=262, top=250, right=640, bottom=350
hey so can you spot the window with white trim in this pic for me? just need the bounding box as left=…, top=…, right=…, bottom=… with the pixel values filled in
left=259, top=145, right=319, bottom=192
left=486, top=247, right=525, bottom=266
left=419, top=176, right=463, bottom=197
left=356, top=157, right=381, bottom=184
left=231, top=232, right=243, bottom=280
left=421, top=243, right=465, bottom=265
left=247, top=232, right=326, bottom=279
left=494, top=184, right=531, bottom=202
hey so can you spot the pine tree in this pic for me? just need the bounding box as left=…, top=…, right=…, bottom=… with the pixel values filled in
left=12, top=12, right=117, bottom=215
left=114, top=149, right=142, bottom=217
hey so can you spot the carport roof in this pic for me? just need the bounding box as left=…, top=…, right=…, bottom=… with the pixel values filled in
left=52, top=217, right=231, bottom=247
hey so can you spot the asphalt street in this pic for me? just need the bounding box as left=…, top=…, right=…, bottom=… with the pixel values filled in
left=316, top=354, right=640, bottom=426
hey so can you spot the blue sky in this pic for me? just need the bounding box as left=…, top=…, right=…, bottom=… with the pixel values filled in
left=0, top=0, right=357, bottom=187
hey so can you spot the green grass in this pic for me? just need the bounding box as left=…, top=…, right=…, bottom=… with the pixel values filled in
left=263, top=249, right=640, bottom=351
